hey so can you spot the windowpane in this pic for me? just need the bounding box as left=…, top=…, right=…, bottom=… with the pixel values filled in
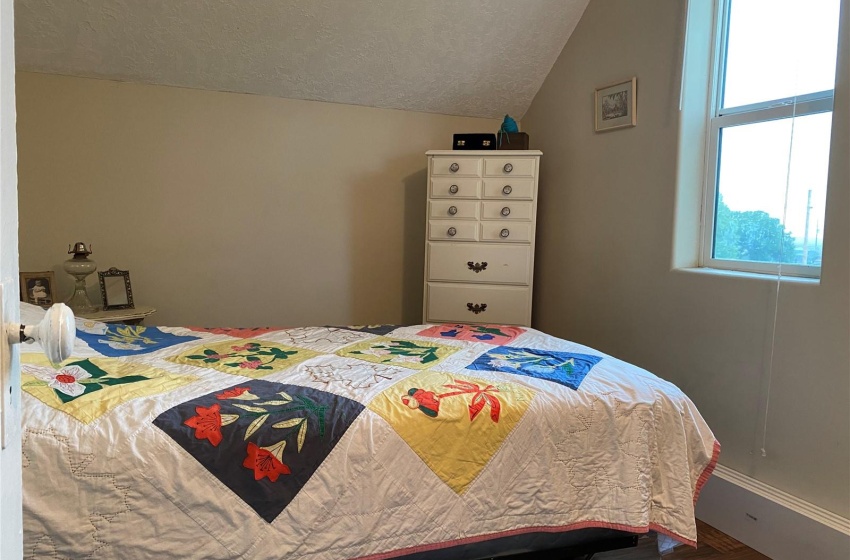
left=713, top=113, right=832, bottom=266
left=723, top=0, right=841, bottom=108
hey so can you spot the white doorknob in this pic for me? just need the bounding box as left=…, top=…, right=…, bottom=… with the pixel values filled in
left=6, top=303, right=75, bottom=364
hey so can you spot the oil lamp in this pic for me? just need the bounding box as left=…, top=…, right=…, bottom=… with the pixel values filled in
left=63, top=242, right=97, bottom=313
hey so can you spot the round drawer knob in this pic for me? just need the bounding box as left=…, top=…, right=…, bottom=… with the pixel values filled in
left=449, top=162, right=460, bottom=172
left=503, top=163, right=513, bottom=173
left=449, top=184, right=459, bottom=194
left=448, top=205, right=458, bottom=215
left=502, top=185, right=512, bottom=195
left=500, top=206, right=511, bottom=217
left=447, top=227, right=457, bottom=237
left=500, top=228, right=510, bottom=238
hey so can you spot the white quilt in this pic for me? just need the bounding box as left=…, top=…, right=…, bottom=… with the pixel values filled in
left=19, top=304, right=718, bottom=559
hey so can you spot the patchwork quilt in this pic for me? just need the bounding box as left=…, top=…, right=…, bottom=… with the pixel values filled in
left=19, top=308, right=719, bottom=560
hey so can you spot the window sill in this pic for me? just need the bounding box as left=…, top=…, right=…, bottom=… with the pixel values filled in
left=673, top=267, right=821, bottom=285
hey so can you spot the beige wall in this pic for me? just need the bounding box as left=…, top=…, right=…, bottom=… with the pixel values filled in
left=524, top=0, right=849, bottom=517
left=15, top=72, right=499, bottom=327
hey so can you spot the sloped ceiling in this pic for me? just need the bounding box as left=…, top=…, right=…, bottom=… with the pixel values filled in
left=14, top=0, right=589, bottom=119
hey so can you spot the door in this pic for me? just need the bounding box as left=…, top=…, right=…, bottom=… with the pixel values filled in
left=0, top=0, right=23, bottom=557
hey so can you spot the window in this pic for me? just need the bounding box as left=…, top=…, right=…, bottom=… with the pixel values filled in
left=700, top=0, right=841, bottom=277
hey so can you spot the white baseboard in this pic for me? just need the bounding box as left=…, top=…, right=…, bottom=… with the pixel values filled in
left=695, top=464, right=850, bottom=560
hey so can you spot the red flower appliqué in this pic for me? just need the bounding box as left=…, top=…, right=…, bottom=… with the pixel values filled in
left=243, top=442, right=291, bottom=482
left=439, top=381, right=501, bottom=423
left=239, top=361, right=263, bottom=370
left=184, top=403, right=224, bottom=446
left=401, top=388, right=441, bottom=418
left=216, top=386, right=251, bottom=400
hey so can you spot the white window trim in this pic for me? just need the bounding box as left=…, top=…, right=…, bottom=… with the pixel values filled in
left=697, top=0, right=835, bottom=279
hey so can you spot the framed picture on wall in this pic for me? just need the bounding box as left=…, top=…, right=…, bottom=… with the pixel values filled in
left=20, top=271, right=57, bottom=308
left=594, top=77, right=637, bottom=132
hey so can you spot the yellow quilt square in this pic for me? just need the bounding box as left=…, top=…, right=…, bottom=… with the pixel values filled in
left=336, top=337, right=459, bottom=370
left=168, top=339, right=320, bottom=378
left=368, top=370, right=535, bottom=494
left=22, top=355, right=197, bottom=424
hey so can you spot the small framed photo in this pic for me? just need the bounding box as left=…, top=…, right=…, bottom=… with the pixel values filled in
left=595, top=77, right=637, bottom=132
left=98, top=267, right=135, bottom=310
left=20, top=271, right=57, bottom=308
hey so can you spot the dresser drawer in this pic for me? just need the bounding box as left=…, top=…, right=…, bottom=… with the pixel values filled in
left=431, top=157, right=482, bottom=177
left=481, top=201, right=533, bottom=221
left=430, top=178, right=481, bottom=199
left=484, top=157, right=536, bottom=177
left=427, top=242, right=531, bottom=284
left=483, top=178, right=534, bottom=200
left=480, top=222, right=532, bottom=242
left=425, top=283, right=531, bottom=326
left=428, top=221, right=477, bottom=241
left=429, top=200, right=479, bottom=220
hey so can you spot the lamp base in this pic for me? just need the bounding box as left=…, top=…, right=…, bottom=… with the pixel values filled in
left=65, top=282, right=97, bottom=314
left=63, top=250, right=98, bottom=314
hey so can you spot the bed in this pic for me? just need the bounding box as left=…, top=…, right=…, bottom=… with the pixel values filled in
left=18, top=302, right=719, bottom=559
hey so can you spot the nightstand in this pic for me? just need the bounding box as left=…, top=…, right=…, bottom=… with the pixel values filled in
left=76, top=305, right=156, bottom=325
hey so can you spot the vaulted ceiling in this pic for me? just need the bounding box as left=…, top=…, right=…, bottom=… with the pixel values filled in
left=14, top=0, right=590, bottom=119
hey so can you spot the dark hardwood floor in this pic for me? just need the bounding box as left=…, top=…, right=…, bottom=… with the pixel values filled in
left=593, top=521, right=770, bottom=559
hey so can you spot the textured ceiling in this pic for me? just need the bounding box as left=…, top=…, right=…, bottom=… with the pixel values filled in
left=14, top=0, right=589, bottom=119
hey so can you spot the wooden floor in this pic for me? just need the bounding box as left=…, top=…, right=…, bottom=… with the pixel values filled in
left=593, top=521, right=770, bottom=559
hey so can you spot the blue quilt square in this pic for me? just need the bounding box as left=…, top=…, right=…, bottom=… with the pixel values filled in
left=154, top=380, right=365, bottom=522
left=466, top=346, right=602, bottom=390
left=76, top=324, right=200, bottom=357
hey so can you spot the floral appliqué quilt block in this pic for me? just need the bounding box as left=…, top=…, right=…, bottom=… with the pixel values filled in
left=467, top=346, right=602, bottom=390
left=337, top=337, right=459, bottom=370
left=334, top=324, right=400, bottom=336
left=21, top=355, right=197, bottom=424
left=153, top=380, right=364, bottom=522
left=416, top=324, right=526, bottom=345
left=186, top=326, right=283, bottom=339
left=368, top=370, right=535, bottom=493
left=168, top=339, right=320, bottom=378
left=76, top=322, right=200, bottom=357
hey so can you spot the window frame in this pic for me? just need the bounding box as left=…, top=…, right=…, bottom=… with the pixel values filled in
left=699, top=0, right=836, bottom=278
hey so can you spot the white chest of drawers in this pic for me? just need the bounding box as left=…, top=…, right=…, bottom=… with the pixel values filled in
left=422, top=150, right=542, bottom=327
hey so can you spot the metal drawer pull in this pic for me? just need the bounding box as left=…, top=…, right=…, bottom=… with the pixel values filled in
left=467, top=261, right=488, bottom=273
left=448, top=205, right=458, bottom=215
left=449, top=162, right=460, bottom=172
left=502, top=185, right=512, bottom=195
left=447, top=227, right=457, bottom=237
left=500, top=228, right=510, bottom=238
left=467, top=303, right=487, bottom=314
left=449, top=184, right=459, bottom=194
left=500, top=206, right=511, bottom=216
left=503, top=163, right=513, bottom=173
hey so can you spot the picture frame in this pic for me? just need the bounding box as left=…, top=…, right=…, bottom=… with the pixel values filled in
left=595, top=77, right=637, bottom=132
left=20, top=271, right=57, bottom=308
left=98, top=267, right=135, bottom=310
